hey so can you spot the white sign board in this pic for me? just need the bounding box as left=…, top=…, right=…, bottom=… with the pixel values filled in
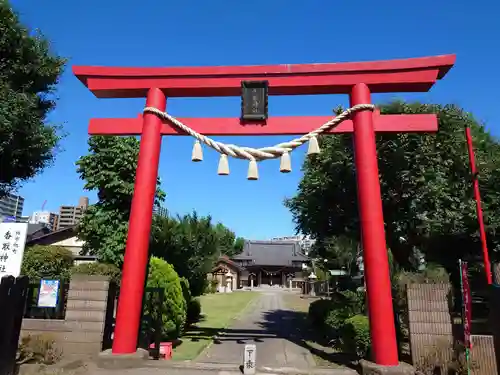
left=243, top=344, right=256, bottom=375
left=38, top=280, right=60, bottom=308
left=0, top=222, right=28, bottom=278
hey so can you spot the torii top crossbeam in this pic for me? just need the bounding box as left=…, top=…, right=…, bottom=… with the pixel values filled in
left=74, top=54, right=455, bottom=137
left=74, top=54, right=455, bottom=98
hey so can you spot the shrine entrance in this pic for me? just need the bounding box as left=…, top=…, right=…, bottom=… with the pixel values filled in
left=73, top=54, right=455, bottom=367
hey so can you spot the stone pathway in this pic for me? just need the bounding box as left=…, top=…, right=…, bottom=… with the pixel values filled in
left=196, top=290, right=315, bottom=370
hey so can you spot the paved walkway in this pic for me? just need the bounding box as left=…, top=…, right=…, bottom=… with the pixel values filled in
left=196, top=290, right=315, bottom=370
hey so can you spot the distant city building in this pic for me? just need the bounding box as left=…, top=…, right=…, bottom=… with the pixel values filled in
left=0, top=193, right=24, bottom=222
left=29, top=211, right=59, bottom=231
left=18, top=216, right=30, bottom=223
left=57, top=196, right=89, bottom=229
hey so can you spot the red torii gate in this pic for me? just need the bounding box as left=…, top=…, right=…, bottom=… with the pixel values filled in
left=73, top=54, right=455, bottom=366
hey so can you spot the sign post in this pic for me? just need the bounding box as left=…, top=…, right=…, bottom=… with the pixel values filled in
left=0, top=222, right=28, bottom=278
left=37, top=280, right=60, bottom=308
left=459, top=259, right=472, bottom=375
left=243, top=344, right=256, bottom=375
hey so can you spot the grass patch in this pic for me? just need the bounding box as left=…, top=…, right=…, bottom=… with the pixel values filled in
left=172, top=291, right=258, bottom=361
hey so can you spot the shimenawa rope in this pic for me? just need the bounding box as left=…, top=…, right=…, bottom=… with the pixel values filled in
left=143, top=104, right=375, bottom=179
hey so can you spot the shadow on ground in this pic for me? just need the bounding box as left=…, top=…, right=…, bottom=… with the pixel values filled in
left=179, top=309, right=359, bottom=370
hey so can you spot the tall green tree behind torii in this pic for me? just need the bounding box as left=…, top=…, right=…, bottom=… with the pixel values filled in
left=0, top=0, right=65, bottom=196
left=285, top=101, right=500, bottom=273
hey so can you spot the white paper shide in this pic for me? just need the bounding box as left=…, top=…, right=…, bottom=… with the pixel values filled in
left=0, top=223, right=28, bottom=278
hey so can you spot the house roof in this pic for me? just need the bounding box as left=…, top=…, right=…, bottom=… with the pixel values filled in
left=27, top=223, right=51, bottom=240
left=217, top=255, right=244, bottom=270
left=26, top=225, right=77, bottom=245
left=232, top=240, right=309, bottom=266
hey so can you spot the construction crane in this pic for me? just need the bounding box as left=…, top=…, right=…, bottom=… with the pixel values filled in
left=41, top=200, right=47, bottom=211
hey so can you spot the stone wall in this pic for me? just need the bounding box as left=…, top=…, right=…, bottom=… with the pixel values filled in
left=406, top=283, right=497, bottom=375
left=20, top=275, right=112, bottom=358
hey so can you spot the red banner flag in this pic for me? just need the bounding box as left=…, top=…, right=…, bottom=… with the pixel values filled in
left=460, top=261, right=472, bottom=349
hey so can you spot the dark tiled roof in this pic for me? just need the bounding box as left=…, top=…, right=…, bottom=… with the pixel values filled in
left=232, top=240, right=309, bottom=266
left=26, top=224, right=51, bottom=241
left=26, top=225, right=77, bottom=245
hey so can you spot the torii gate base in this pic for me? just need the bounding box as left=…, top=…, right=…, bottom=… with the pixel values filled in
left=74, top=54, right=455, bottom=368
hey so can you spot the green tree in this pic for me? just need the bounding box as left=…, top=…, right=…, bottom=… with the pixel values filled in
left=213, top=223, right=245, bottom=257
left=285, top=102, right=500, bottom=274
left=0, top=1, right=65, bottom=196
left=76, top=136, right=165, bottom=267
left=151, top=211, right=221, bottom=296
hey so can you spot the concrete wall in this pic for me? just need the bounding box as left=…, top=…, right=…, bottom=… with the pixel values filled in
left=407, top=283, right=497, bottom=375
left=20, top=275, right=111, bottom=358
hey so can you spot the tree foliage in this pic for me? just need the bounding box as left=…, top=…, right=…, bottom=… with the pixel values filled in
left=0, top=1, right=66, bottom=196
left=213, top=223, right=245, bottom=257
left=151, top=211, right=243, bottom=296
left=21, top=245, right=73, bottom=281
left=76, top=136, right=165, bottom=267
left=285, top=102, right=500, bottom=273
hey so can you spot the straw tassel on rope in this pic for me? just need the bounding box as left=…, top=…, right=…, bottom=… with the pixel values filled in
left=192, top=140, right=203, bottom=162
left=280, top=151, right=292, bottom=173
left=143, top=104, right=375, bottom=180
left=247, top=159, right=259, bottom=180
left=217, top=154, right=230, bottom=175
left=307, top=136, right=320, bottom=155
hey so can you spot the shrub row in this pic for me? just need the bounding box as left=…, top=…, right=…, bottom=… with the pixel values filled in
left=308, top=290, right=370, bottom=358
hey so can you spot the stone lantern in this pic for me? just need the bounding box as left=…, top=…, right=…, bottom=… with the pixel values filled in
left=225, top=269, right=233, bottom=293
left=308, top=271, right=317, bottom=297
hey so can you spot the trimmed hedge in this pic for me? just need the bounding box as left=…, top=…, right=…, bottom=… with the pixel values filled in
left=21, top=245, right=73, bottom=281
left=339, top=315, right=371, bottom=358
left=146, top=257, right=187, bottom=339
left=308, top=290, right=370, bottom=358
left=70, top=262, right=121, bottom=284
left=180, top=276, right=202, bottom=325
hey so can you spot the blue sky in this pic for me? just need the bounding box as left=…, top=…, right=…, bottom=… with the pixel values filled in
left=10, top=0, right=500, bottom=239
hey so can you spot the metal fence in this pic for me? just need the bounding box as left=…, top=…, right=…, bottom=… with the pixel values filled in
left=24, top=281, right=70, bottom=320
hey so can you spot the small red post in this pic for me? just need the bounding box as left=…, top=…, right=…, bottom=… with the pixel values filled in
left=112, top=88, right=166, bottom=354
left=465, top=127, right=492, bottom=285
left=350, top=83, right=399, bottom=366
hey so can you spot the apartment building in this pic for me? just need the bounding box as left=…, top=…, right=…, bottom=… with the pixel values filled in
left=29, top=211, right=59, bottom=231
left=57, top=196, right=89, bottom=229
left=0, top=193, right=24, bottom=222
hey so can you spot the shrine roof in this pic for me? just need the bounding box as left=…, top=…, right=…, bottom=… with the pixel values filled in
left=232, top=240, right=309, bottom=267
left=73, top=54, right=455, bottom=98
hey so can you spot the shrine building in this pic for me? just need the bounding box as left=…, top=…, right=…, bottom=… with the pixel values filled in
left=210, top=240, right=310, bottom=291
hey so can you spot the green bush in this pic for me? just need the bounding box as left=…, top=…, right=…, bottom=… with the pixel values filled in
left=339, top=315, right=371, bottom=358
left=21, top=245, right=73, bottom=281
left=309, top=290, right=368, bottom=346
left=70, top=262, right=121, bottom=285
left=180, top=277, right=191, bottom=303
left=308, top=299, right=335, bottom=327
left=205, top=279, right=218, bottom=294
left=179, top=277, right=202, bottom=325
left=187, top=298, right=202, bottom=325
left=146, top=257, right=187, bottom=339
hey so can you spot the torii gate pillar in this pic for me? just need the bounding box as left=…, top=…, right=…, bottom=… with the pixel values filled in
left=74, top=54, right=455, bottom=366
